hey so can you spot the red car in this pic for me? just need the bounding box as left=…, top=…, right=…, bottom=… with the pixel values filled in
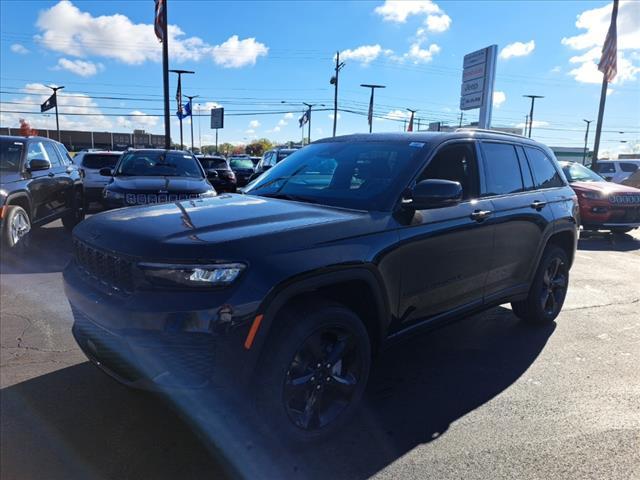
left=560, top=161, right=640, bottom=233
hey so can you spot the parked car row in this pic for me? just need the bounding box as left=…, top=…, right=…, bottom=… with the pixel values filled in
left=593, top=159, right=640, bottom=184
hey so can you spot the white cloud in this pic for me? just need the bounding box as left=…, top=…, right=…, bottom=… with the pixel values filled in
left=499, top=40, right=535, bottom=59
left=340, top=44, right=388, bottom=65
left=403, top=42, right=440, bottom=64
left=116, top=111, right=159, bottom=130
left=277, top=118, right=288, bottom=127
left=10, top=44, right=29, bottom=54
left=245, top=129, right=255, bottom=135
left=210, top=35, right=268, bottom=68
left=550, top=66, right=562, bottom=73
left=328, top=113, right=342, bottom=120
left=374, top=0, right=441, bottom=23
left=35, top=1, right=268, bottom=68
left=284, top=112, right=294, bottom=119
left=248, top=119, right=261, bottom=129
left=384, top=110, right=408, bottom=120
left=425, top=14, right=451, bottom=33
left=493, top=91, right=506, bottom=108
left=561, top=0, right=640, bottom=85
left=55, top=58, right=103, bottom=77
left=515, top=120, right=549, bottom=129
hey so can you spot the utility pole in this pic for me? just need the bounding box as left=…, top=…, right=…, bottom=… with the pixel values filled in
left=169, top=69, right=195, bottom=150
left=160, top=0, right=170, bottom=149
left=302, top=103, right=324, bottom=143
left=185, top=94, right=198, bottom=152
left=524, top=114, right=529, bottom=136
left=583, top=119, right=593, bottom=165
left=197, top=104, right=202, bottom=151
left=458, top=111, right=464, bottom=128
left=360, top=84, right=385, bottom=133
left=45, top=85, right=64, bottom=142
left=331, top=51, right=345, bottom=137
left=523, top=95, right=544, bottom=138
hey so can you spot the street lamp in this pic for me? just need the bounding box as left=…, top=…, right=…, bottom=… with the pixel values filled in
left=523, top=94, right=544, bottom=138
left=583, top=119, right=593, bottom=165
left=169, top=69, right=195, bottom=150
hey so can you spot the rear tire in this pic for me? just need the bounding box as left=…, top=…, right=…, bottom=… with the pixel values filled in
left=1, top=205, right=31, bottom=252
left=512, top=245, right=569, bottom=325
left=255, top=300, right=371, bottom=443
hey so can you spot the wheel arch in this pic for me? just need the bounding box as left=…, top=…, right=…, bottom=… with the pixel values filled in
left=4, top=192, right=32, bottom=219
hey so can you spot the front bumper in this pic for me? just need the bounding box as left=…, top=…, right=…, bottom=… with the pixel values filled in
left=579, top=203, right=640, bottom=230
left=64, top=263, right=256, bottom=391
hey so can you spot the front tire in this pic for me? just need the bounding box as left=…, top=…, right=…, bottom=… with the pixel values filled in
left=512, top=245, right=569, bottom=325
left=62, top=190, right=85, bottom=231
left=1, top=205, right=31, bottom=252
left=255, top=301, right=371, bottom=443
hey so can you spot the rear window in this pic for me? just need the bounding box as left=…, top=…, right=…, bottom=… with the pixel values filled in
left=620, top=162, right=639, bottom=173
left=524, top=147, right=564, bottom=189
left=82, top=154, right=120, bottom=169
left=229, top=159, right=254, bottom=169
left=596, top=163, right=615, bottom=173
left=277, top=151, right=295, bottom=161
left=199, top=158, right=228, bottom=170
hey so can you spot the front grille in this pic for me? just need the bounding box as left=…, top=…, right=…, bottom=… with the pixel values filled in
left=74, top=239, right=134, bottom=293
left=124, top=192, right=202, bottom=205
left=610, top=194, right=640, bottom=205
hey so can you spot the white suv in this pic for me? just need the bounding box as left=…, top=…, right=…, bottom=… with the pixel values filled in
left=74, top=151, right=122, bottom=206
left=594, top=159, right=640, bottom=184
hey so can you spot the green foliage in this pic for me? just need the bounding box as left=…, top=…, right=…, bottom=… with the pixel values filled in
left=245, top=138, right=273, bottom=156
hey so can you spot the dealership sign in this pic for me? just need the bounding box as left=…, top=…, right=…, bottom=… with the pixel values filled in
left=210, top=107, right=224, bottom=129
left=460, top=45, right=497, bottom=128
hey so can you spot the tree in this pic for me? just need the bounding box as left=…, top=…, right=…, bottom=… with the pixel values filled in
left=19, top=119, right=38, bottom=136
left=245, top=138, right=273, bottom=156
left=218, top=143, right=235, bottom=156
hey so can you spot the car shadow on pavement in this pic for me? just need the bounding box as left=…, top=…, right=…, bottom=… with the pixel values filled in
left=578, top=231, right=640, bottom=252
left=0, top=307, right=554, bottom=480
left=0, top=224, right=73, bottom=274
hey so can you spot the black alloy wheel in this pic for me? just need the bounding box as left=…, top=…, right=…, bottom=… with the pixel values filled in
left=283, top=326, right=363, bottom=431
left=540, top=256, right=568, bottom=317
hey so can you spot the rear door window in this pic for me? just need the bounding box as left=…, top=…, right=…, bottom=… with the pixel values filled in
left=419, top=142, right=479, bottom=199
left=480, top=142, right=524, bottom=196
left=82, top=154, right=120, bottom=169
left=596, top=163, right=615, bottom=174
left=515, top=146, right=535, bottom=190
left=620, top=162, right=639, bottom=173
left=524, top=147, right=564, bottom=189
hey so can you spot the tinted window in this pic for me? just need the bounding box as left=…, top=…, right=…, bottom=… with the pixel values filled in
left=562, top=162, right=605, bottom=183
left=43, top=142, right=63, bottom=166
left=418, top=143, right=478, bottom=199
left=263, top=152, right=275, bottom=167
left=245, top=141, right=425, bottom=210
left=620, top=162, right=638, bottom=173
left=229, top=159, right=254, bottom=169
left=481, top=142, right=524, bottom=195
left=0, top=139, right=24, bottom=172
left=55, top=143, right=73, bottom=165
left=277, top=150, right=295, bottom=162
left=116, top=151, right=203, bottom=178
left=596, top=163, right=615, bottom=174
left=516, top=146, right=535, bottom=190
left=525, top=147, right=564, bottom=189
left=199, top=158, right=228, bottom=170
left=82, top=154, right=120, bottom=169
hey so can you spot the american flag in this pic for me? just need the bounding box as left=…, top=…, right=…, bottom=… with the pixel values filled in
left=407, top=111, right=415, bottom=132
left=367, top=94, right=374, bottom=128
left=298, top=109, right=309, bottom=128
left=598, top=0, right=618, bottom=83
left=154, top=0, right=165, bottom=43
left=175, top=75, right=183, bottom=118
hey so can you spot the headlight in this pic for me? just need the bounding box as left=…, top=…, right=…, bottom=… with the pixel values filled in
left=139, top=262, right=245, bottom=287
left=103, top=190, right=125, bottom=200
left=580, top=191, right=605, bottom=200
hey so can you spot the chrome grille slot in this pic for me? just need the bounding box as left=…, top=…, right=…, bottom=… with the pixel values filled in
left=74, top=239, right=134, bottom=293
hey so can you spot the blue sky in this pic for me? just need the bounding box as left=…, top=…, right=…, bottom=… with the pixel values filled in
left=1, top=0, right=638, bottom=156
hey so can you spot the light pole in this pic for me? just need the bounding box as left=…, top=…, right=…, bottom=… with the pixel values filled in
left=360, top=84, right=385, bottom=133
left=330, top=51, right=345, bottom=137
left=282, top=101, right=324, bottom=144
left=184, top=94, right=199, bottom=153
left=45, top=85, right=64, bottom=142
left=197, top=104, right=202, bottom=151
left=582, top=119, right=593, bottom=165
left=523, top=94, right=544, bottom=138
left=169, top=69, right=195, bottom=150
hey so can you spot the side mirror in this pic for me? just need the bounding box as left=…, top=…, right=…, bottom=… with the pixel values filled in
left=27, top=158, right=51, bottom=171
left=206, top=169, right=219, bottom=178
left=99, top=167, right=113, bottom=177
left=405, top=179, right=463, bottom=210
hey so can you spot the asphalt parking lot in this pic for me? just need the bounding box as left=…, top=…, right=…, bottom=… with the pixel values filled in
left=1, top=221, right=639, bottom=480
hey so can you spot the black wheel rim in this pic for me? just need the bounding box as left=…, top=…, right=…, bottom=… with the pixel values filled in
left=283, top=326, right=362, bottom=431
left=540, top=257, right=567, bottom=316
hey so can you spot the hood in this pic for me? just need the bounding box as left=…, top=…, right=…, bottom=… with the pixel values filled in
left=571, top=181, right=640, bottom=194
left=0, top=171, right=23, bottom=185
left=74, top=194, right=382, bottom=260
left=108, top=176, right=211, bottom=193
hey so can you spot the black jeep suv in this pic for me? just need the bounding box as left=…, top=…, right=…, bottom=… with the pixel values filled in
left=1, top=135, right=84, bottom=250
left=63, top=131, right=578, bottom=441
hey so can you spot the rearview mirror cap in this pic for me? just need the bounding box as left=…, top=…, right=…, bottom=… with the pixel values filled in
left=405, top=179, right=463, bottom=210
left=206, top=169, right=219, bottom=178
left=27, top=158, right=51, bottom=172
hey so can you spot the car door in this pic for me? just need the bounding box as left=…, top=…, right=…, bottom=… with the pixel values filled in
left=42, top=141, right=74, bottom=216
left=479, top=142, right=552, bottom=302
left=25, top=141, right=57, bottom=222
left=395, top=141, right=495, bottom=329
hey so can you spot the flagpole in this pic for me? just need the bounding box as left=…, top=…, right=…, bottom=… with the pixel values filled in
left=170, top=69, right=195, bottom=151
left=591, top=77, right=608, bottom=170
left=185, top=95, right=198, bottom=152
left=161, top=0, right=170, bottom=149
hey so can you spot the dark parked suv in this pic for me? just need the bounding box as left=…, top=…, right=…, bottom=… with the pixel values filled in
left=1, top=135, right=84, bottom=250
left=64, top=130, right=578, bottom=441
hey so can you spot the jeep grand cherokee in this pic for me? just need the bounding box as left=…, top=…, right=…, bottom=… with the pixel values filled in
left=63, top=131, right=578, bottom=441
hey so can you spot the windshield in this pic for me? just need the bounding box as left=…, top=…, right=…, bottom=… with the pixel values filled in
left=230, top=159, right=254, bottom=169
left=0, top=139, right=24, bottom=172
left=277, top=150, right=295, bottom=161
left=562, top=163, right=604, bottom=183
left=116, top=151, right=203, bottom=178
left=82, top=153, right=120, bottom=169
left=199, top=158, right=228, bottom=170
left=244, top=141, right=426, bottom=210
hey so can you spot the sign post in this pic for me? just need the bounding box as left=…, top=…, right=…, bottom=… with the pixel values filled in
left=210, top=107, right=224, bottom=154
left=460, top=45, right=497, bottom=129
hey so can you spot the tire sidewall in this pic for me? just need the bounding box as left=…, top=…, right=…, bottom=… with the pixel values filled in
left=255, top=303, right=371, bottom=443
left=529, top=246, right=570, bottom=323
left=1, top=205, right=31, bottom=252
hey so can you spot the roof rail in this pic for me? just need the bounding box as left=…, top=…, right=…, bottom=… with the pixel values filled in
left=455, top=128, right=527, bottom=139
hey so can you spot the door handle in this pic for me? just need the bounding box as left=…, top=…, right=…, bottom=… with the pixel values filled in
left=47, top=172, right=55, bottom=177
left=530, top=200, right=547, bottom=210
left=470, top=209, right=492, bottom=222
